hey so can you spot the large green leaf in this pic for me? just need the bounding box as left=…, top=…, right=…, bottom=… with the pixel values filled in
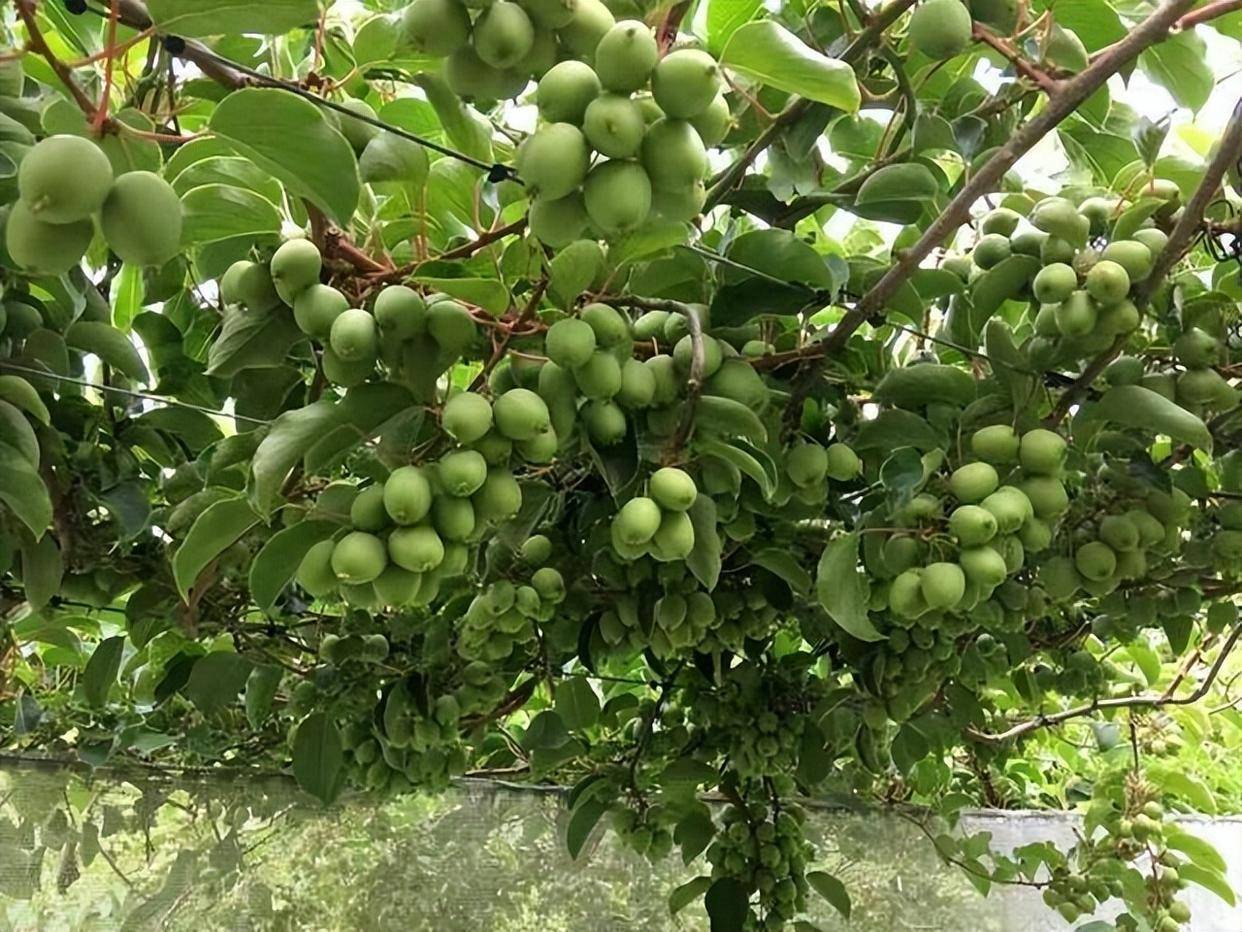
left=146, top=0, right=318, bottom=37
left=182, top=652, right=254, bottom=716
left=181, top=183, right=282, bottom=245
left=816, top=532, right=883, bottom=641
left=172, top=495, right=260, bottom=600
left=0, top=441, right=52, bottom=538
left=720, top=22, right=860, bottom=112
left=17, top=531, right=61, bottom=609
left=210, top=88, right=360, bottom=225
left=65, top=321, right=149, bottom=384
left=82, top=636, right=125, bottom=708
left=1092, top=385, right=1212, bottom=452
left=292, top=712, right=346, bottom=804
left=249, top=519, right=340, bottom=612
left=1139, top=30, right=1214, bottom=112
left=706, top=0, right=763, bottom=53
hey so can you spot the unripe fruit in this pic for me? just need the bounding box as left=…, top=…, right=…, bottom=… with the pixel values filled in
left=438, top=449, right=489, bottom=496
left=981, top=486, right=1033, bottom=533
left=1173, top=327, right=1220, bottom=369
left=673, top=333, right=723, bottom=378
left=293, top=283, right=348, bottom=337
left=971, top=424, right=1019, bottom=463
left=388, top=525, right=445, bottom=572
left=641, top=119, right=708, bottom=189
left=705, top=360, right=768, bottom=410
left=472, top=468, right=523, bottom=521
left=332, top=531, right=388, bottom=583
left=993, top=534, right=1024, bottom=573
left=99, top=171, right=182, bottom=267
left=494, top=387, right=551, bottom=440
left=444, top=46, right=526, bottom=101
left=1032, top=262, right=1077, bottom=304
left=574, top=350, right=623, bottom=399
left=532, top=566, right=565, bottom=601
left=523, top=0, right=578, bottom=29
left=786, top=443, right=828, bottom=488
left=1018, top=516, right=1052, bottom=551
left=646, top=354, right=679, bottom=405
left=614, top=496, right=662, bottom=545
left=909, top=0, right=972, bottom=59
left=334, top=98, right=380, bottom=151
left=474, top=1, right=535, bottom=68
left=633, top=309, right=670, bottom=340
left=617, top=357, right=656, bottom=408
left=949, top=461, right=999, bottom=503
left=1075, top=540, right=1117, bottom=581
left=1105, top=355, right=1145, bottom=386
left=536, top=60, right=601, bottom=123
left=1041, top=235, right=1076, bottom=265
left=432, top=494, right=476, bottom=540
left=949, top=505, right=998, bottom=545
left=296, top=540, right=339, bottom=597
left=972, top=233, right=1011, bottom=269
left=651, top=49, right=721, bottom=119
left=651, top=509, right=695, bottom=559
left=1055, top=290, right=1097, bottom=337
left=1021, top=475, right=1069, bottom=518
left=690, top=94, right=730, bottom=146
left=960, top=546, right=1008, bottom=588
left=825, top=443, right=862, bottom=481
left=581, top=302, right=630, bottom=347
left=270, top=238, right=322, bottom=304
left=521, top=534, right=553, bottom=564
left=322, top=347, right=373, bottom=386
left=921, top=562, right=966, bottom=609
left=383, top=466, right=433, bottom=525
left=374, top=285, right=425, bottom=340
left=373, top=564, right=422, bottom=606
left=1031, top=196, right=1089, bottom=247
left=651, top=180, right=707, bottom=221
left=583, top=399, right=627, bottom=444
left=400, top=0, right=471, bottom=56
left=594, top=20, right=658, bottom=92
left=517, top=123, right=590, bottom=199
left=890, top=568, right=927, bottom=617
left=350, top=483, right=390, bottom=531
left=545, top=317, right=598, bottom=368
left=1085, top=259, right=1130, bottom=306
left=1132, top=227, right=1168, bottom=255
left=18, top=134, right=113, bottom=223
left=558, top=0, right=615, bottom=60
left=528, top=193, right=589, bottom=247
left=4, top=202, right=93, bottom=274
left=1020, top=429, right=1066, bottom=475
left=1100, top=239, right=1153, bottom=281
left=427, top=299, right=476, bottom=355
left=650, top=466, right=697, bottom=511
left=1039, top=555, right=1081, bottom=600
left=581, top=93, right=645, bottom=158
left=442, top=392, right=494, bottom=444
left=1009, top=228, right=1047, bottom=256
left=583, top=159, right=652, bottom=235
left=1099, top=514, right=1140, bottom=552
left=330, top=308, right=378, bottom=362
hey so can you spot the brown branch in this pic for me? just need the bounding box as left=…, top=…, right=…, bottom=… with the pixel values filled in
left=786, top=0, right=1199, bottom=420
left=16, top=0, right=100, bottom=118
left=114, top=0, right=249, bottom=88
left=1175, top=0, right=1242, bottom=30
left=368, top=217, right=529, bottom=283
left=467, top=277, right=548, bottom=392
left=968, top=622, right=1242, bottom=745
left=972, top=22, right=1061, bottom=94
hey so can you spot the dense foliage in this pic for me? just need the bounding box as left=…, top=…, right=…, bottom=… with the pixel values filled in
left=2, top=0, right=1242, bottom=928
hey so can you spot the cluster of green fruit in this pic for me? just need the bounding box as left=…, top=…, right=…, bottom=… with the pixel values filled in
left=319, top=631, right=391, bottom=665
left=519, top=22, right=726, bottom=241
left=608, top=804, right=678, bottom=862
left=4, top=134, right=181, bottom=274
left=910, top=0, right=1090, bottom=70
left=458, top=569, right=566, bottom=662
left=1124, top=324, right=1241, bottom=415
left=609, top=466, right=699, bottom=561
left=704, top=803, right=814, bottom=928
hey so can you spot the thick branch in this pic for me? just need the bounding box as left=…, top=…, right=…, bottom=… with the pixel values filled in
left=1175, top=0, right=1242, bottom=30
left=786, top=0, right=1198, bottom=417
left=971, top=22, right=1060, bottom=94
left=16, top=0, right=99, bottom=118
left=114, top=0, right=248, bottom=88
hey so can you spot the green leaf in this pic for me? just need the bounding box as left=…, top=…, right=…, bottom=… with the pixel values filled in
left=706, top=0, right=762, bottom=53
left=1092, top=385, right=1212, bottom=452
left=816, top=532, right=883, bottom=642
left=751, top=548, right=811, bottom=596
left=146, top=0, right=317, bottom=37
left=669, top=875, right=713, bottom=915
left=1165, top=826, right=1227, bottom=874
left=412, top=74, right=494, bottom=164
left=555, top=677, right=600, bottom=730
left=874, top=364, right=976, bottom=409
left=182, top=652, right=253, bottom=716
left=292, top=712, right=345, bottom=805
left=0, top=375, right=50, bottom=424
left=249, top=519, right=340, bottom=613
left=686, top=494, right=722, bottom=590
left=18, top=531, right=61, bottom=609
left=890, top=723, right=929, bottom=774
left=109, top=263, right=145, bottom=331
left=210, top=88, right=360, bottom=225
left=181, top=183, right=282, bottom=245
left=172, top=494, right=260, bottom=601
left=1124, top=641, right=1161, bottom=686
left=1112, top=197, right=1164, bottom=241
left=523, top=710, right=571, bottom=750
left=969, top=255, right=1039, bottom=322
left=205, top=308, right=305, bottom=378
left=1140, top=30, right=1214, bottom=112
left=720, top=22, right=860, bottom=112
left=1150, top=766, right=1217, bottom=814
left=607, top=218, right=692, bottom=267
left=854, top=409, right=945, bottom=452
left=705, top=877, right=749, bottom=932
left=807, top=871, right=851, bottom=919
left=65, top=321, right=149, bottom=384
left=0, top=442, right=53, bottom=538
left=245, top=664, right=283, bottom=728
left=696, top=438, right=776, bottom=499
left=1050, top=0, right=1125, bottom=50
left=566, top=796, right=608, bottom=860
left=1179, top=862, right=1235, bottom=905
left=880, top=446, right=924, bottom=504
left=673, top=807, right=717, bottom=863
left=853, top=163, right=940, bottom=223
left=419, top=277, right=510, bottom=315
left=549, top=240, right=605, bottom=307
left=82, top=636, right=125, bottom=708
left=692, top=395, right=768, bottom=444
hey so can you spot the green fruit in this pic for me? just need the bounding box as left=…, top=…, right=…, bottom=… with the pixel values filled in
left=651, top=49, right=722, bottom=119
left=329, top=308, right=378, bottom=362
left=544, top=318, right=596, bottom=370
left=690, top=94, right=730, bottom=146
left=1100, top=240, right=1153, bottom=282
left=971, top=424, right=1019, bottom=463
left=960, top=546, right=1008, bottom=588
left=521, top=533, right=553, bottom=564
left=334, top=98, right=380, bottom=150
left=1176, top=367, right=1229, bottom=405
left=98, top=171, right=181, bottom=267
left=427, top=299, right=476, bottom=356
left=1010, top=229, right=1047, bottom=257
left=1021, top=475, right=1069, bottom=518
left=1075, top=540, right=1116, bottom=581
left=650, top=466, right=697, bottom=511
left=518, top=424, right=559, bottom=463
left=522, top=0, right=578, bottom=28
left=583, top=159, right=652, bottom=235
left=652, top=181, right=707, bottom=221
left=351, top=483, right=390, bottom=531
left=950, top=505, right=998, bottom=545
left=574, top=350, right=623, bottom=399
left=992, top=533, right=1025, bottom=573
left=322, top=347, right=373, bottom=386
left=536, top=60, right=601, bottom=123
left=438, top=449, right=489, bottom=496
left=909, top=0, right=972, bottom=59
left=332, top=531, right=389, bottom=583
left=968, top=0, right=1019, bottom=30
left=646, top=354, right=679, bottom=405
left=532, top=566, right=565, bottom=601
left=472, top=468, right=523, bottom=521
left=293, top=284, right=348, bottom=337
left=373, top=565, right=422, bottom=606
left=633, top=309, right=670, bottom=340
left=1099, top=514, right=1140, bottom=552
left=270, top=238, right=322, bottom=304
left=222, top=259, right=281, bottom=312
left=1032, top=262, right=1077, bottom=304
left=583, top=93, right=646, bottom=158
left=582, top=399, right=627, bottom=444
left=594, top=20, right=658, bottom=92
left=474, top=1, right=535, bottom=69
left=528, top=193, right=589, bottom=247
left=1018, top=516, right=1052, bottom=551
left=972, top=233, right=1011, bottom=269
left=980, top=207, right=1021, bottom=237
left=1031, top=196, right=1089, bottom=247
left=1054, top=290, right=1097, bottom=337
left=1085, top=259, right=1130, bottom=305
left=1173, top=327, right=1220, bottom=369
left=18, top=134, right=113, bottom=223
left=617, top=357, right=655, bottom=408
left=445, top=46, right=525, bottom=101
left=442, top=392, right=494, bottom=444
left=949, top=461, right=999, bottom=503
left=557, top=0, right=615, bottom=60
left=640, top=118, right=708, bottom=189
left=890, top=569, right=928, bottom=617
left=494, top=387, right=551, bottom=440
left=825, top=443, right=861, bottom=481
left=4, top=201, right=92, bottom=274
left=1044, top=24, right=1089, bottom=72
left=786, top=443, right=828, bottom=488
left=1132, top=227, right=1168, bottom=256
left=673, top=333, right=723, bottom=378
left=704, top=359, right=768, bottom=409
left=401, top=0, right=472, bottom=56
left=651, top=509, right=695, bottom=559
left=521, top=32, right=560, bottom=78
left=1104, top=355, right=1145, bottom=386
left=1019, top=428, right=1066, bottom=475
left=473, top=430, right=513, bottom=467
left=921, top=562, right=966, bottom=609
left=981, top=486, right=1033, bottom=533
left=432, top=494, right=476, bottom=541
left=1041, top=235, right=1076, bottom=265
left=580, top=302, right=630, bottom=347
left=388, top=525, right=445, bottom=572
left=615, top=496, right=662, bottom=545
left=517, top=123, right=590, bottom=199
left=296, top=539, right=339, bottom=597
left=383, top=465, right=433, bottom=525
